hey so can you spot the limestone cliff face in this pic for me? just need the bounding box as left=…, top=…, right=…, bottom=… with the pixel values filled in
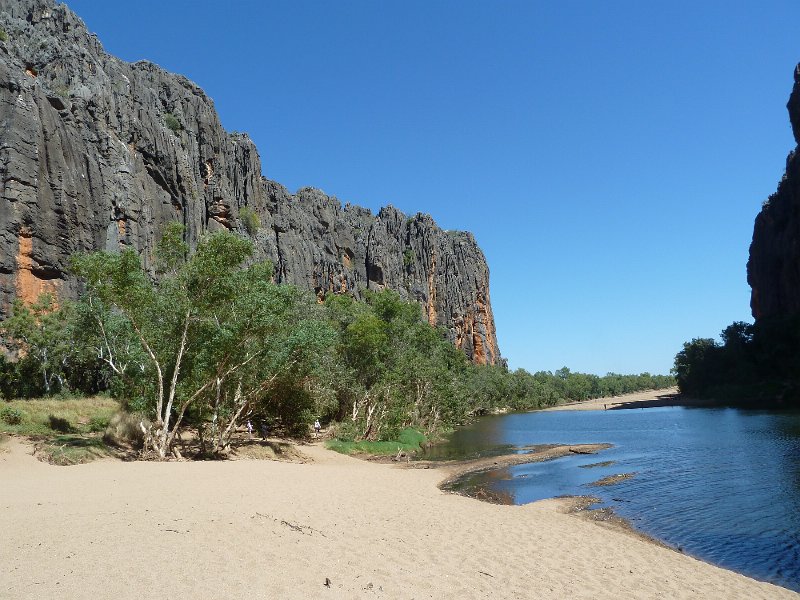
left=748, top=64, right=800, bottom=322
left=0, top=0, right=500, bottom=364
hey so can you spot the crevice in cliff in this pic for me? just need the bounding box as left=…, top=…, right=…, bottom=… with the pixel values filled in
left=3, top=177, right=35, bottom=188
left=272, top=224, right=286, bottom=283
left=365, top=224, right=373, bottom=290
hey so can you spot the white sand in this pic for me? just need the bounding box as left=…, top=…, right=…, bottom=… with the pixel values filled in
left=0, top=436, right=795, bottom=599
left=543, top=387, right=685, bottom=411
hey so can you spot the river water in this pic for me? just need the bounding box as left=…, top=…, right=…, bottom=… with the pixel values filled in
left=426, top=405, right=800, bottom=592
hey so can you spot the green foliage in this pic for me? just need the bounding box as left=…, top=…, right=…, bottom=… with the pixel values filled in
left=164, top=112, right=183, bottom=133
left=397, top=427, right=427, bottom=447
left=52, top=83, right=70, bottom=98
left=1, top=406, right=22, bottom=425
left=0, top=29, right=7, bottom=42
left=71, top=227, right=335, bottom=457
left=403, top=248, right=415, bottom=268
left=322, top=289, right=674, bottom=446
left=0, top=397, right=120, bottom=436
left=1, top=294, right=77, bottom=396
left=326, top=427, right=427, bottom=455
left=155, top=221, right=189, bottom=273
left=674, top=318, right=800, bottom=405
left=1, top=230, right=675, bottom=457
left=88, top=415, right=110, bottom=433
left=673, top=337, right=720, bottom=395
left=239, top=206, right=261, bottom=236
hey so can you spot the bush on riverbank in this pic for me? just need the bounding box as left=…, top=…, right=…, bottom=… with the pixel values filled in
left=674, top=318, right=800, bottom=406
left=0, top=228, right=675, bottom=458
left=326, top=427, right=427, bottom=455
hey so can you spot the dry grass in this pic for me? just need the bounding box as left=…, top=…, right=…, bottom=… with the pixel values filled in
left=33, top=435, right=117, bottom=466
left=232, top=439, right=309, bottom=462
left=0, top=396, right=120, bottom=437
left=0, top=396, right=121, bottom=465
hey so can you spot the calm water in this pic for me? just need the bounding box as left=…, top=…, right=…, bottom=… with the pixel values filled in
left=426, top=406, right=800, bottom=592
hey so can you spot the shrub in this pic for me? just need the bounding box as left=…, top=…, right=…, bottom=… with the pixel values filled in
left=88, top=415, right=110, bottom=433
left=1, top=406, right=22, bottom=425
left=0, top=30, right=7, bottom=42
left=103, top=411, right=147, bottom=449
left=164, top=113, right=183, bottom=134
left=53, top=84, right=70, bottom=98
left=403, top=248, right=415, bottom=268
left=239, top=206, right=260, bottom=236
left=326, top=428, right=428, bottom=456
left=0, top=357, right=16, bottom=400
left=397, top=427, right=426, bottom=448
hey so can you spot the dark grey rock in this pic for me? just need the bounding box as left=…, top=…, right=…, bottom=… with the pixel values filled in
left=748, top=64, right=800, bottom=322
left=0, top=0, right=500, bottom=364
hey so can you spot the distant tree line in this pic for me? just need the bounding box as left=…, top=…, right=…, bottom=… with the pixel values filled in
left=0, top=226, right=674, bottom=457
left=673, top=318, right=800, bottom=406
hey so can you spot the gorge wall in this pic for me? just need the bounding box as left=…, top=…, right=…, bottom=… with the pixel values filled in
left=748, top=63, right=800, bottom=323
left=0, top=0, right=500, bottom=365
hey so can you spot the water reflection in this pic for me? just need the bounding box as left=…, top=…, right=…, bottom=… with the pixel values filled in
left=431, top=406, right=800, bottom=592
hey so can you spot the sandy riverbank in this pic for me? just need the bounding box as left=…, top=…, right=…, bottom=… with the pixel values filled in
left=542, top=387, right=717, bottom=411
left=0, top=436, right=795, bottom=599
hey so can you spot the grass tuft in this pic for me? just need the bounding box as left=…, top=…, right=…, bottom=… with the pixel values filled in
left=326, top=427, right=427, bottom=456
left=0, top=396, right=120, bottom=437
left=0, top=397, right=122, bottom=465
left=35, top=435, right=113, bottom=466
left=239, top=206, right=260, bottom=236
left=164, top=112, right=183, bottom=133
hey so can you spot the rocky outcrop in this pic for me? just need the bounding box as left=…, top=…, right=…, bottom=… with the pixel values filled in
left=748, top=64, right=800, bottom=322
left=0, top=0, right=500, bottom=364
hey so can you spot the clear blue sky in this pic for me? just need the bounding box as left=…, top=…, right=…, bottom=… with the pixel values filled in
left=66, top=0, right=800, bottom=376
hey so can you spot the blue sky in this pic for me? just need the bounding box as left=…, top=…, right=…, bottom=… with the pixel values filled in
left=66, top=0, right=800, bottom=375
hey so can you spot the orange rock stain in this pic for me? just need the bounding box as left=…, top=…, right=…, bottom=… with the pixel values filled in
left=427, top=251, right=437, bottom=326
left=15, top=229, right=59, bottom=306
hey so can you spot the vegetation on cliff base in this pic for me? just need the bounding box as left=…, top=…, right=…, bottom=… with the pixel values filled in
left=674, top=318, right=800, bottom=406
left=69, top=223, right=334, bottom=458
left=0, top=227, right=675, bottom=458
left=239, top=206, right=261, bottom=236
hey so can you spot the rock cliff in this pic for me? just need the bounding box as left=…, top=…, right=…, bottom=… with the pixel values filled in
left=748, top=64, right=800, bottom=322
left=0, top=0, right=500, bottom=364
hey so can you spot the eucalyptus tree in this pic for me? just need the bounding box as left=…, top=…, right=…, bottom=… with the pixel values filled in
left=72, top=224, right=335, bottom=458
